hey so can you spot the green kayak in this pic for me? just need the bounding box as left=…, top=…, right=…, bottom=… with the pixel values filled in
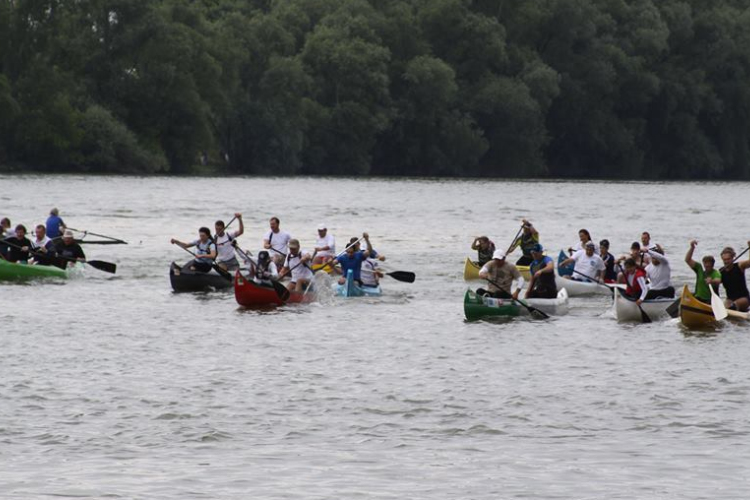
left=464, top=289, right=520, bottom=321
left=0, top=259, right=68, bottom=281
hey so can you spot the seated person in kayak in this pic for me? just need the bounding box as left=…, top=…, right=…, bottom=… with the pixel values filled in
left=476, top=249, right=524, bottom=300
left=250, top=250, right=279, bottom=285
left=279, top=239, right=314, bottom=292
left=3, top=224, right=33, bottom=263
left=328, top=233, right=373, bottom=286
left=524, top=244, right=556, bottom=299
left=599, top=239, right=618, bottom=283
left=46, top=208, right=66, bottom=239
left=214, top=213, right=244, bottom=271
left=560, top=241, right=605, bottom=283
left=360, top=255, right=384, bottom=288
left=471, top=236, right=495, bottom=266
left=54, top=230, right=86, bottom=268
left=719, top=243, right=750, bottom=312
left=313, top=223, right=336, bottom=265
left=31, top=224, right=57, bottom=266
left=684, top=240, right=721, bottom=304
left=643, top=246, right=674, bottom=299
left=622, top=258, right=649, bottom=305
left=170, top=227, right=216, bottom=273
left=508, top=219, right=539, bottom=266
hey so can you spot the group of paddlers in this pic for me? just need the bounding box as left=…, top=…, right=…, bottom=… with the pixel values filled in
left=0, top=209, right=86, bottom=268
left=170, top=214, right=386, bottom=292
left=472, top=220, right=750, bottom=312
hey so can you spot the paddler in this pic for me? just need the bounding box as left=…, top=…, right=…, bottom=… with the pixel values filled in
left=560, top=241, right=605, bottom=283
left=622, top=257, right=649, bottom=305
left=214, top=213, right=244, bottom=271
left=477, top=249, right=524, bottom=300
left=54, top=229, right=86, bottom=269
left=31, top=224, right=57, bottom=266
left=312, top=223, right=336, bottom=265
left=3, top=224, right=33, bottom=263
left=251, top=250, right=279, bottom=285
left=279, top=239, right=314, bottom=292
left=719, top=243, right=750, bottom=312
left=0, top=217, right=11, bottom=238
left=684, top=240, right=721, bottom=304
left=263, top=217, right=292, bottom=268
left=508, top=219, right=539, bottom=266
left=599, top=239, right=617, bottom=282
left=524, top=244, right=556, bottom=299
left=328, top=233, right=373, bottom=286
left=170, top=227, right=216, bottom=273
left=641, top=231, right=658, bottom=251
left=471, top=236, right=495, bottom=266
left=568, top=229, right=598, bottom=255
left=45, top=208, right=66, bottom=239
left=643, top=246, right=674, bottom=298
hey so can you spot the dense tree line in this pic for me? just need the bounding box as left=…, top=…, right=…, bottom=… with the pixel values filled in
left=1, top=0, right=749, bottom=178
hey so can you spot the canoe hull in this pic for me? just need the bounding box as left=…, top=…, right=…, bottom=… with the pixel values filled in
left=464, top=288, right=569, bottom=321
left=614, top=288, right=674, bottom=322
left=335, top=269, right=382, bottom=297
left=0, top=260, right=68, bottom=281
left=463, top=257, right=530, bottom=281
left=234, top=272, right=315, bottom=306
left=555, top=275, right=614, bottom=296
left=169, top=262, right=233, bottom=292
left=679, top=284, right=718, bottom=328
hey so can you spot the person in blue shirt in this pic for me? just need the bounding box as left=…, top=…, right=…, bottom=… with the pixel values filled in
left=329, top=233, right=372, bottom=285
left=45, top=208, right=66, bottom=239
left=524, top=244, right=557, bottom=299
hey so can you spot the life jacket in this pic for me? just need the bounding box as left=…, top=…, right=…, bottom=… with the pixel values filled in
left=625, top=268, right=647, bottom=297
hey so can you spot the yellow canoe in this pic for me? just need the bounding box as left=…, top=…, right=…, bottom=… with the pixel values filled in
left=463, top=257, right=531, bottom=281
left=679, top=284, right=750, bottom=328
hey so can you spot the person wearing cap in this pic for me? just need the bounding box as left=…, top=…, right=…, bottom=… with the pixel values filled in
left=250, top=250, right=279, bottom=285
left=214, top=213, right=244, bottom=271
left=560, top=241, right=605, bottom=283
left=719, top=243, right=750, bottom=311
left=643, top=245, right=674, bottom=299
left=313, top=224, right=336, bottom=265
left=524, top=243, right=556, bottom=299
left=45, top=208, right=66, bottom=239
left=279, top=239, right=314, bottom=292
left=30, top=224, right=58, bottom=266
left=684, top=240, right=721, bottom=304
left=471, top=236, right=496, bottom=266
left=508, top=219, right=540, bottom=266
left=263, top=217, right=292, bottom=268
left=328, top=233, right=373, bottom=286
left=54, top=229, right=86, bottom=268
left=599, top=239, right=617, bottom=282
left=477, top=249, right=524, bottom=299
left=3, top=224, right=33, bottom=263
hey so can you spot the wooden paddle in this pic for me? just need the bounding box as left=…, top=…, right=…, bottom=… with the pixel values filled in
left=3, top=239, right=116, bottom=274
left=484, top=277, right=550, bottom=319
left=708, top=279, right=728, bottom=320
left=67, top=227, right=127, bottom=244
left=234, top=245, right=290, bottom=301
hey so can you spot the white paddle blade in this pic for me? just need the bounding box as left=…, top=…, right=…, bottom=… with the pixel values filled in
left=710, top=286, right=728, bottom=321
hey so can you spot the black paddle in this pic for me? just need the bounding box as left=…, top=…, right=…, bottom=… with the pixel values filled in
left=2, top=239, right=116, bottom=274
left=485, top=277, right=550, bottom=319
left=385, top=271, right=416, bottom=283
left=67, top=227, right=128, bottom=244
left=234, top=245, right=290, bottom=301
left=175, top=244, right=232, bottom=281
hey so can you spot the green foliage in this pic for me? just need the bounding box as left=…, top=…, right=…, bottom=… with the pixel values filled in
left=1, top=0, right=750, bottom=178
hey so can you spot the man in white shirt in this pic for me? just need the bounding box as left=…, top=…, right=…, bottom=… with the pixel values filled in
left=644, top=246, right=674, bottom=298
left=561, top=241, right=605, bottom=282
left=641, top=231, right=659, bottom=252
left=279, top=239, right=314, bottom=292
left=313, top=223, right=336, bottom=264
left=263, top=216, right=292, bottom=268
left=30, top=224, right=57, bottom=266
left=214, top=213, right=244, bottom=271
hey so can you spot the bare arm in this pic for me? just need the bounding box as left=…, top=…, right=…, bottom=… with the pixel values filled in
left=685, top=240, right=697, bottom=268
left=234, top=213, right=244, bottom=238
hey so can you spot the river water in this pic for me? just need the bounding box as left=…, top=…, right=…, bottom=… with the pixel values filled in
left=2, top=175, right=750, bottom=499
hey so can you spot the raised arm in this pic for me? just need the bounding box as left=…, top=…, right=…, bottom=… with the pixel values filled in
left=362, top=232, right=372, bottom=258
left=234, top=213, right=244, bottom=238
left=740, top=240, right=750, bottom=270
left=685, top=240, right=697, bottom=268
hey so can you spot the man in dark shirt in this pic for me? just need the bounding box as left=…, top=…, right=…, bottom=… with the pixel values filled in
left=3, top=224, right=33, bottom=263
left=54, top=230, right=86, bottom=269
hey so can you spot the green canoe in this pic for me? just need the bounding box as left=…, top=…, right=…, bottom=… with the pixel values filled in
left=464, top=289, right=521, bottom=321
left=0, top=259, right=68, bottom=281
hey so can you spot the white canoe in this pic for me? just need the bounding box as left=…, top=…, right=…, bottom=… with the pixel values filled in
left=554, top=275, right=615, bottom=296
left=614, top=288, right=674, bottom=323
left=524, top=288, right=569, bottom=316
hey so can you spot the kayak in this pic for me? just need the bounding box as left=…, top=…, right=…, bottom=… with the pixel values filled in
left=555, top=275, right=616, bottom=296
left=234, top=271, right=315, bottom=306
left=613, top=287, right=674, bottom=322
left=678, top=285, right=718, bottom=328
left=169, top=262, right=233, bottom=292
left=463, top=257, right=531, bottom=281
left=335, top=269, right=382, bottom=297
left=464, top=288, right=569, bottom=321
left=557, top=250, right=574, bottom=277
left=0, top=259, right=68, bottom=281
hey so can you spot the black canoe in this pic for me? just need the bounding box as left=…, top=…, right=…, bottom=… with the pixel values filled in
left=169, top=262, right=233, bottom=292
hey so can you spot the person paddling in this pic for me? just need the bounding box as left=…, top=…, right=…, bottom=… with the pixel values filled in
left=643, top=246, right=674, bottom=299
left=3, top=224, right=33, bottom=263
left=599, top=239, right=617, bottom=282
left=525, top=244, right=556, bottom=299
left=312, top=223, right=336, bottom=265
left=31, top=224, right=57, bottom=266
left=46, top=208, right=66, bottom=239
left=568, top=229, right=598, bottom=255
left=477, top=249, right=524, bottom=300
left=250, top=250, right=279, bottom=285
left=471, top=236, right=495, bottom=266
left=719, top=244, right=750, bottom=312
left=684, top=240, right=721, bottom=304
left=263, top=217, right=292, bottom=268
left=560, top=241, right=605, bottom=283
left=214, top=213, right=244, bottom=271
left=278, top=239, right=314, bottom=292
left=508, top=219, right=539, bottom=266
left=0, top=217, right=11, bottom=238
left=328, top=233, right=373, bottom=286
left=622, top=258, right=649, bottom=305
left=54, top=229, right=86, bottom=269
left=170, top=227, right=217, bottom=273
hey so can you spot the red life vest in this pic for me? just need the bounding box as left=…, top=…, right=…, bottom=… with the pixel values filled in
left=625, top=268, right=647, bottom=297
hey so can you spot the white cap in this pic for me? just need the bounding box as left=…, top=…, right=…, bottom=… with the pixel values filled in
left=492, top=249, right=506, bottom=260
left=63, top=229, right=75, bottom=238
left=317, top=223, right=327, bottom=231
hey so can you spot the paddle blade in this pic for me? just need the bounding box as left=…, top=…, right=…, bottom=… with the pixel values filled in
left=710, top=286, right=728, bottom=320
left=273, top=280, right=291, bottom=302
left=212, top=264, right=233, bottom=281
left=387, top=271, right=415, bottom=283
left=638, top=305, right=652, bottom=323
left=665, top=297, right=680, bottom=319
left=87, top=260, right=117, bottom=274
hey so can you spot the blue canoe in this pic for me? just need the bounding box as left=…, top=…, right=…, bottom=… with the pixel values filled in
left=557, top=249, right=574, bottom=277
left=335, top=269, right=382, bottom=297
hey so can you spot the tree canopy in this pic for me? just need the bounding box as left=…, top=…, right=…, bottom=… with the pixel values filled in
left=1, top=0, right=749, bottom=178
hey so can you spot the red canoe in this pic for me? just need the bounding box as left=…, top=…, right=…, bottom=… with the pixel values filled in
left=234, top=271, right=315, bottom=306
